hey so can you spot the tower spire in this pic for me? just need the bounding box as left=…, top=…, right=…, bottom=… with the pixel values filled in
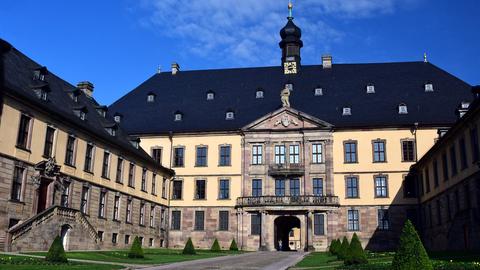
left=288, top=0, right=293, bottom=19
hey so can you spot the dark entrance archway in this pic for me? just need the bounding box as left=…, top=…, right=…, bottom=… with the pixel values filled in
left=274, top=216, right=301, bottom=251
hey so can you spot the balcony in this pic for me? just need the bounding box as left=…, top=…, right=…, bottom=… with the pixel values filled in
left=268, top=163, right=305, bottom=176
left=236, top=195, right=339, bottom=208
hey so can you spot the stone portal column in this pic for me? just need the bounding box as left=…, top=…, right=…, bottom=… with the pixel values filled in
left=259, top=211, right=268, bottom=251
left=306, top=211, right=315, bottom=251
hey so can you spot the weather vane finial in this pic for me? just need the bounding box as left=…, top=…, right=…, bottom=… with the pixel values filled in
left=288, top=0, right=293, bottom=19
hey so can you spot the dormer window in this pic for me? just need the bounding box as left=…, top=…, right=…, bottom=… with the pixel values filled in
left=226, top=111, right=235, bottom=120
left=33, top=67, right=47, bottom=81
left=256, top=89, right=264, bottom=99
left=70, top=89, right=81, bottom=102
left=113, top=113, right=122, bottom=123
left=147, top=93, right=156, bottom=102
left=174, top=111, right=183, bottom=121
left=398, top=104, right=408, bottom=114
left=342, top=107, right=351, bottom=116
left=73, top=106, right=87, bottom=121
left=206, top=91, right=215, bottom=100
left=33, top=88, right=49, bottom=101
left=96, top=106, right=108, bottom=118
left=366, top=84, right=375, bottom=94
left=425, top=83, right=434, bottom=92
left=105, top=125, right=117, bottom=136
left=314, top=88, right=323, bottom=96
left=458, top=101, right=470, bottom=117
left=285, top=83, right=293, bottom=91
left=130, top=138, right=140, bottom=149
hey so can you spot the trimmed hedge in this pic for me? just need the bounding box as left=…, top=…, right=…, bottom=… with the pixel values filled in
left=391, top=220, right=433, bottom=270
left=128, top=236, right=144, bottom=259
left=182, top=237, right=196, bottom=255
left=45, top=236, right=68, bottom=263
left=229, top=239, right=239, bottom=251
left=211, top=238, right=221, bottom=252
left=345, top=233, right=368, bottom=265
left=338, top=236, right=350, bottom=260
left=329, top=239, right=340, bottom=255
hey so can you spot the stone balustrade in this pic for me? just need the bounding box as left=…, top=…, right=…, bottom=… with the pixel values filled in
left=236, top=195, right=339, bottom=207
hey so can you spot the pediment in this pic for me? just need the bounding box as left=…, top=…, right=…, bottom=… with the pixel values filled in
left=243, top=107, right=333, bottom=131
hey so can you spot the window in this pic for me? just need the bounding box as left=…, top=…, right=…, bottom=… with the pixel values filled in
left=252, top=145, right=263, bottom=165
left=61, top=181, right=70, bottom=207
left=162, top=178, right=167, bottom=199
left=172, top=180, right=182, bottom=199
left=97, top=231, right=104, bottom=241
left=147, top=93, right=155, bottom=102
left=226, top=111, right=235, bottom=120
left=425, top=83, right=434, bottom=92
left=171, top=210, right=181, bottom=230
left=149, top=238, right=154, bottom=247
left=314, top=214, right=325, bottom=235
left=150, top=205, right=155, bottom=227
left=113, top=195, right=120, bottom=221
left=433, top=160, right=439, bottom=187
left=16, top=114, right=32, bottom=149
left=374, top=176, right=388, bottom=198
left=342, top=107, right=351, bottom=116
left=112, top=233, right=118, bottom=244
left=275, top=145, right=286, bottom=164
left=366, top=84, right=375, bottom=94
left=251, top=213, right=261, bottom=235
left=252, top=179, right=262, bottom=197
left=43, top=126, right=55, bottom=158
left=470, top=127, right=479, bottom=162
left=219, top=211, right=229, bottom=231
left=373, top=140, right=386, bottom=162
left=402, top=140, right=415, bottom=162
left=115, top=157, right=123, bottom=183
left=174, top=112, right=183, bottom=121
left=312, top=144, right=323, bottom=164
left=139, top=202, right=145, bottom=225
left=344, top=141, right=357, bottom=163
left=206, top=91, right=215, bottom=100
left=459, top=137, right=468, bottom=170
left=195, top=180, right=206, bottom=199
left=125, top=235, right=130, bottom=245
left=10, top=166, right=24, bottom=201
left=219, top=179, right=230, bottom=199
left=314, top=88, right=323, bottom=96
left=101, top=151, right=110, bottom=179
left=275, top=179, right=286, bottom=196
left=347, top=209, right=359, bottom=231
left=126, top=198, right=132, bottom=223
left=74, top=109, right=87, bottom=121
left=152, top=148, right=162, bottom=165
left=289, top=145, right=300, bottom=164
left=65, top=135, right=76, bottom=166
left=33, top=69, right=46, bottom=81
left=442, top=152, right=449, bottom=182
left=80, top=186, right=89, bottom=214
left=346, top=176, right=359, bottom=198
left=313, top=178, right=323, bottom=196
left=450, top=146, right=458, bottom=176
left=194, top=211, right=205, bottom=231
left=378, top=209, right=390, bottom=230
left=173, top=147, right=185, bottom=167
left=219, top=145, right=231, bottom=166
left=105, top=126, right=116, bottom=136
left=98, top=191, right=106, bottom=218
left=84, top=143, right=94, bottom=173
left=161, top=208, right=166, bottom=226
left=398, top=104, right=408, bottom=114
left=290, top=179, right=300, bottom=196
left=152, top=174, right=157, bottom=195
left=256, top=89, right=264, bottom=98
left=141, top=168, right=147, bottom=192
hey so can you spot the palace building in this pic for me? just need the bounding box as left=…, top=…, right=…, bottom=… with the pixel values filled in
left=109, top=4, right=474, bottom=251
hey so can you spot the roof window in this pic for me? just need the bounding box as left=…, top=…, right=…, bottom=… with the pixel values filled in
left=73, top=106, right=88, bottom=121
left=425, top=83, right=434, bottom=92
left=174, top=111, right=183, bottom=121
left=226, top=111, right=235, bottom=120
left=342, top=107, right=351, bottom=116
left=256, top=89, right=264, bottom=99
left=206, top=91, right=215, bottom=100
left=314, top=87, right=323, bottom=96
left=398, top=104, right=408, bottom=114
left=33, top=67, right=47, bottom=81
left=147, top=93, right=156, bottom=102
left=366, top=84, right=375, bottom=94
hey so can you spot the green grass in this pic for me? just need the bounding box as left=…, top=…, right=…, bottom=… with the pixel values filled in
left=0, top=254, right=122, bottom=270
left=26, top=248, right=241, bottom=265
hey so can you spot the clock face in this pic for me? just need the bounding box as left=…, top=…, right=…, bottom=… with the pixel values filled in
left=284, top=61, right=297, bottom=74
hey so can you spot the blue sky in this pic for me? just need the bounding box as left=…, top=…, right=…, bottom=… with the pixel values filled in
left=1, top=0, right=479, bottom=105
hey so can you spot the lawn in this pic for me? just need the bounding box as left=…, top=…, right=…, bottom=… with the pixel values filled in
left=26, top=248, right=241, bottom=265
left=0, top=254, right=122, bottom=270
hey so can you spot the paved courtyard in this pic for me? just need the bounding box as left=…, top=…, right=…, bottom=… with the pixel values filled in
left=140, top=251, right=307, bottom=270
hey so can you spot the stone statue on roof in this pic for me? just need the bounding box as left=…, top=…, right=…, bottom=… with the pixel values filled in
left=281, top=86, right=290, bottom=107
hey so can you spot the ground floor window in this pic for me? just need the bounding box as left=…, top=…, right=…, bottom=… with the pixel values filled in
left=377, top=208, right=390, bottom=230
left=314, top=214, right=325, bottom=235
left=347, top=209, right=359, bottom=231
left=219, top=211, right=229, bottom=231
left=251, top=213, right=261, bottom=235
left=194, top=211, right=205, bottom=231
left=171, top=210, right=181, bottom=230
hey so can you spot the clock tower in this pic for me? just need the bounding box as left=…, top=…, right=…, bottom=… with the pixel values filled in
left=280, top=1, right=303, bottom=75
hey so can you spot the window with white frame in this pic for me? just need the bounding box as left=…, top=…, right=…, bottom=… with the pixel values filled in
left=274, top=145, right=286, bottom=164
left=314, top=88, right=323, bottom=96
left=289, top=144, right=300, bottom=164
left=226, top=111, right=235, bottom=120
left=252, top=145, right=263, bottom=165
left=206, top=91, right=215, bottom=100
left=398, top=104, right=408, bottom=114
left=256, top=89, right=264, bottom=98
left=174, top=112, right=183, bottom=121
left=366, top=84, right=375, bottom=93
left=425, top=83, right=434, bottom=92
left=147, top=93, right=155, bottom=102
left=312, top=143, right=323, bottom=164
left=342, top=107, right=351, bottom=116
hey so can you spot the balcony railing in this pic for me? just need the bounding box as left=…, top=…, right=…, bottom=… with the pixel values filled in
left=268, top=163, right=305, bottom=176
left=236, top=195, right=339, bottom=207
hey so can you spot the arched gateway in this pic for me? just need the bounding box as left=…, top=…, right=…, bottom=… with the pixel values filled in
left=274, top=216, right=300, bottom=251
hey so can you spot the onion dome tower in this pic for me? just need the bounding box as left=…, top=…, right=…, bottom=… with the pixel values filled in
left=280, top=1, right=303, bottom=75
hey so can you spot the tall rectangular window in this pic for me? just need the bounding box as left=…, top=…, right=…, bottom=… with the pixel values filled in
left=442, top=152, right=449, bottom=182
left=433, top=160, right=439, bottom=187
left=402, top=140, right=416, bottom=162
left=347, top=209, right=359, bottom=231
left=219, top=145, right=231, bottom=166
left=252, top=179, right=262, bottom=197
left=60, top=181, right=70, bottom=207
left=115, top=157, right=123, bottom=183
left=113, top=195, right=120, bottom=221
left=275, top=179, right=286, bottom=196
left=171, top=210, right=181, bottom=230
left=141, top=168, right=147, bottom=192
left=139, top=202, right=145, bottom=225
left=470, top=127, right=479, bottom=162
left=251, top=213, right=261, bottom=235
left=10, top=166, right=24, bottom=201
left=173, top=147, right=185, bottom=167
left=43, top=126, right=55, bottom=158
left=128, top=163, right=135, bottom=187
left=194, top=211, right=205, bottom=231
left=314, top=214, right=325, bottom=235
left=84, top=143, right=94, bottom=173
left=151, top=174, right=157, bottom=195
left=98, top=191, right=106, bottom=218
left=162, top=178, right=167, bottom=198
left=151, top=148, right=162, bottom=165
left=374, top=176, right=388, bottom=198
left=80, top=186, right=89, bottom=214
left=313, top=178, right=323, bottom=196
left=373, top=140, right=386, bottom=162
left=219, top=210, right=229, bottom=231
left=450, top=146, right=458, bottom=176
left=459, top=137, right=468, bottom=170
left=196, top=146, right=207, bottom=167
left=172, top=180, right=182, bottom=199
left=150, top=205, right=155, bottom=227
left=275, top=145, right=286, bottom=164
left=126, top=198, right=132, bottom=223
left=65, top=135, right=76, bottom=166
left=289, top=145, right=299, bottom=164
left=312, top=143, right=323, bottom=164
left=344, top=141, right=357, bottom=163
left=101, top=151, right=110, bottom=179
left=219, top=179, right=230, bottom=199
left=290, top=179, right=300, bottom=196
left=377, top=209, right=390, bottom=230
left=195, top=180, right=206, bottom=199
left=16, top=114, right=31, bottom=149
left=252, top=145, right=263, bottom=165
left=346, top=176, right=359, bottom=198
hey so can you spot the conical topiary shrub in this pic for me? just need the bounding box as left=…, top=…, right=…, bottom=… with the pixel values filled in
left=337, top=236, right=350, bottom=260
left=45, top=236, right=68, bottom=263
left=182, top=237, right=196, bottom=255
left=391, top=220, right=433, bottom=270
left=128, top=236, right=144, bottom=259
left=229, top=239, right=238, bottom=251
left=329, top=239, right=340, bottom=255
left=211, top=238, right=221, bottom=252
left=344, top=233, right=368, bottom=265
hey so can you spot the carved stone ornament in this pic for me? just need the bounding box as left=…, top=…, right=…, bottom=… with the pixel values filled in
left=31, top=174, right=41, bottom=189
left=274, top=115, right=299, bottom=127
left=44, top=157, right=59, bottom=177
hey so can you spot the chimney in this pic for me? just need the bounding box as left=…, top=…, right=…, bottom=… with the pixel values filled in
left=322, top=55, right=332, bottom=69
left=77, top=81, right=94, bottom=98
left=171, top=62, right=180, bottom=75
